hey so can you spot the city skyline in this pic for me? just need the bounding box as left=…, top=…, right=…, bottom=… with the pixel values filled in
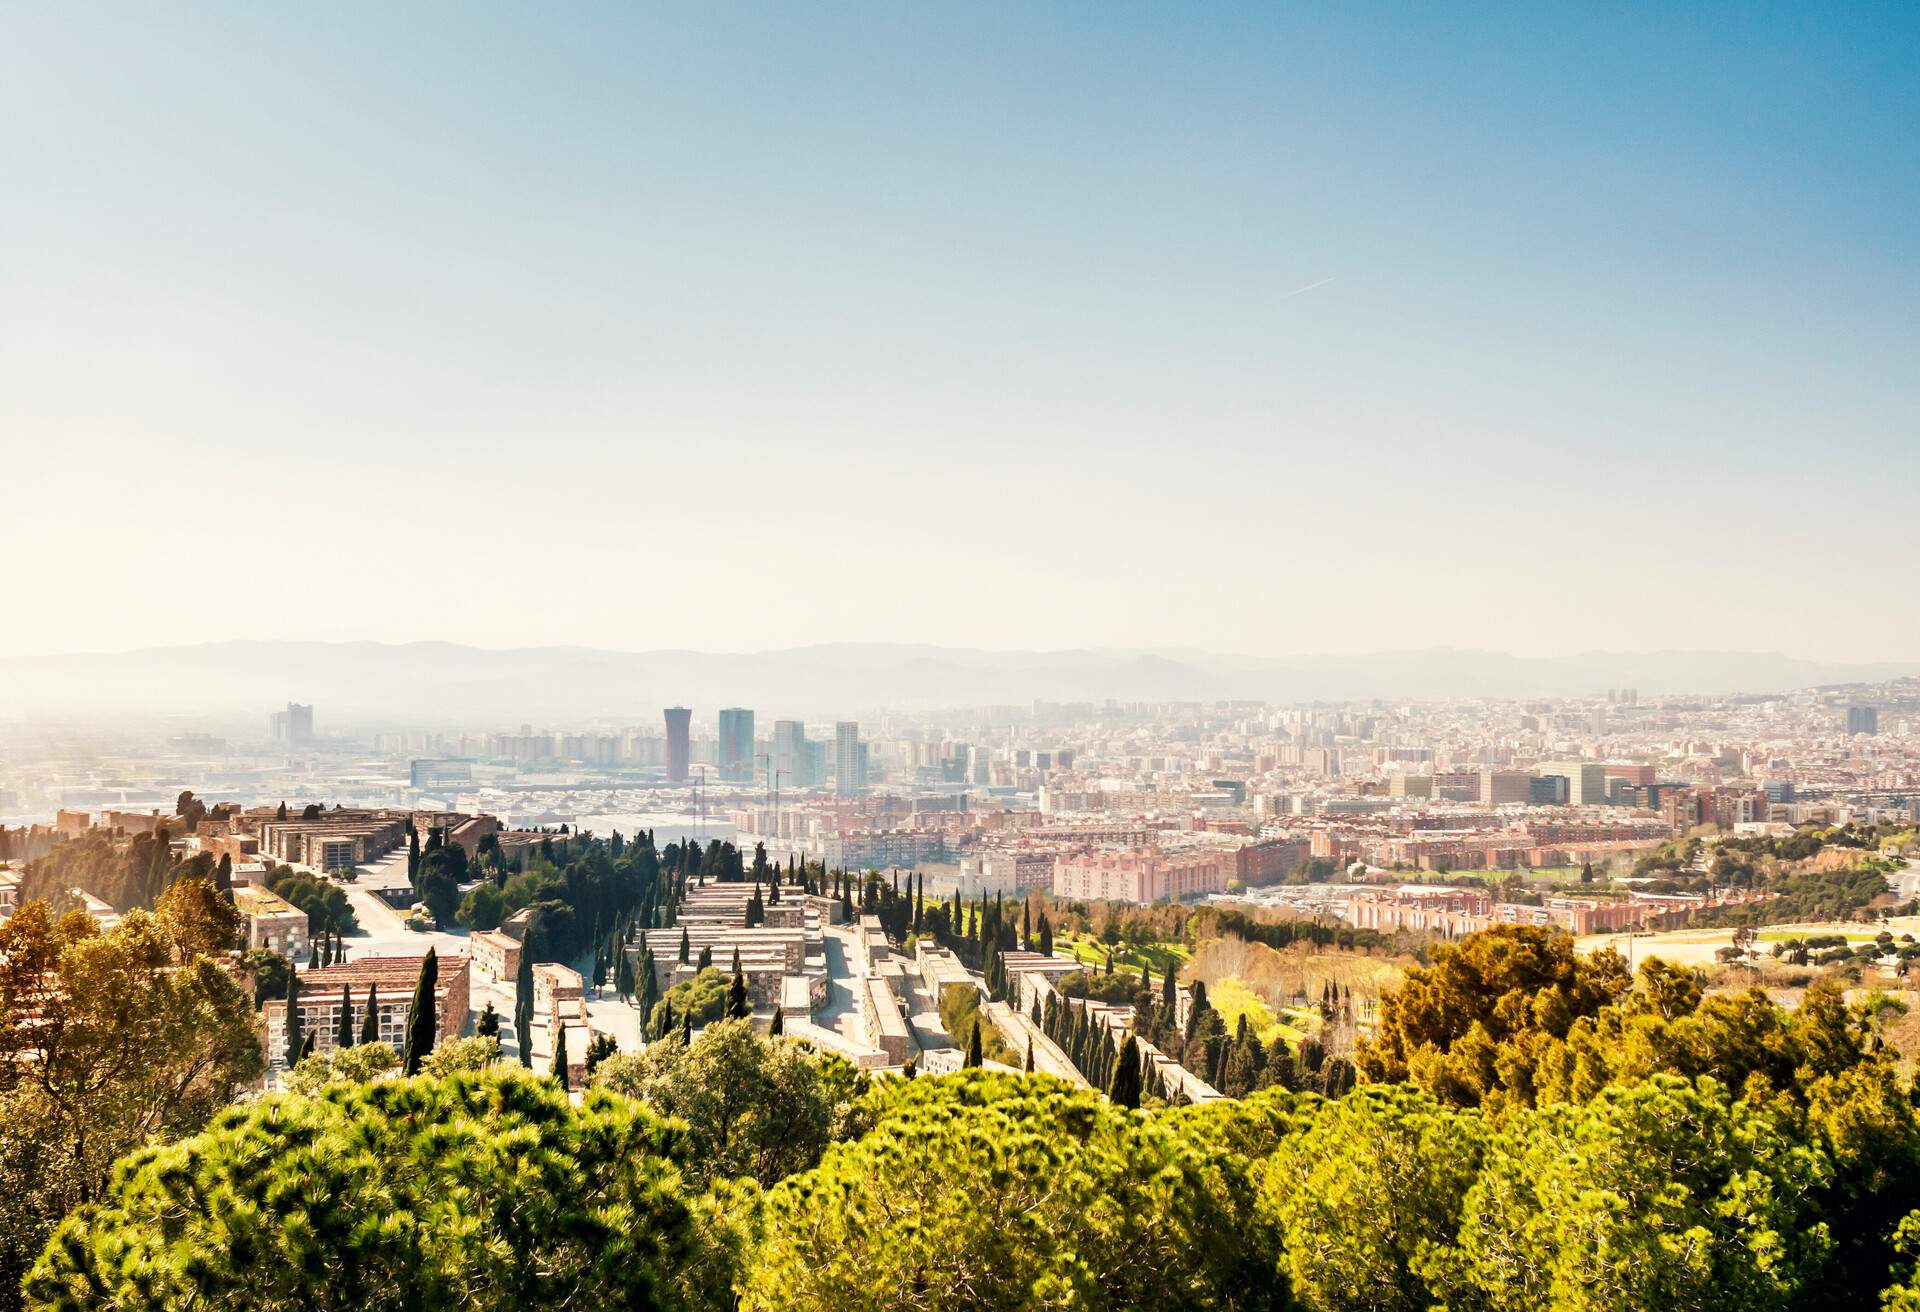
left=3, top=5, right=1917, bottom=662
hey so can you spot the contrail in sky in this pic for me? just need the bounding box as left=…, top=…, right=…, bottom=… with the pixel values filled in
left=1279, top=276, right=1336, bottom=300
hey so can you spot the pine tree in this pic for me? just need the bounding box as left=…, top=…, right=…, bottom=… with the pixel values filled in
left=360, top=983, right=379, bottom=1045
left=401, top=948, right=438, bottom=1076
left=338, top=986, right=354, bottom=1050
left=476, top=1001, right=500, bottom=1038
left=964, top=1017, right=983, bottom=1068
left=769, top=1008, right=785, bottom=1037
left=283, top=971, right=302, bottom=1068
left=552, top=1024, right=570, bottom=1090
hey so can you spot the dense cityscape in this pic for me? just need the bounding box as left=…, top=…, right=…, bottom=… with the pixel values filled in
left=6, top=674, right=1920, bottom=1307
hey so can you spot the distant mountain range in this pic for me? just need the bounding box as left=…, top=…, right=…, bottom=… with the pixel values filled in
left=0, top=641, right=1914, bottom=728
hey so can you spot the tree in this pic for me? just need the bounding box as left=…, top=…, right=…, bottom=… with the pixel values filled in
left=284, top=968, right=303, bottom=1068
left=741, top=1071, right=1256, bottom=1312
left=1436, top=1075, right=1832, bottom=1311
left=649, top=968, right=730, bottom=1038
left=360, top=984, right=379, bottom=1046
left=0, top=902, right=262, bottom=1310
left=1256, top=1084, right=1485, bottom=1312
left=1356, top=925, right=1632, bottom=1109
left=1108, top=1035, right=1143, bottom=1109
left=422, top=1036, right=502, bottom=1078
left=476, top=1002, right=501, bottom=1039
left=727, top=965, right=751, bottom=1020
left=24, top=1068, right=738, bottom=1312
left=285, top=1042, right=399, bottom=1095
left=552, top=1024, right=571, bottom=1090
left=594, top=1017, right=868, bottom=1187
left=679, top=929, right=691, bottom=963
left=515, top=948, right=535, bottom=1069
left=768, top=1008, right=785, bottom=1037
left=155, top=877, right=239, bottom=959
left=964, top=1017, right=984, bottom=1069
left=337, top=985, right=355, bottom=1050
left=401, top=949, right=438, bottom=1076
left=696, top=944, right=712, bottom=970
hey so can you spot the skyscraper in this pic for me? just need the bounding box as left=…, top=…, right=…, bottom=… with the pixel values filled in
left=718, top=707, right=755, bottom=782
left=270, top=702, right=314, bottom=744
left=774, top=720, right=811, bottom=788
left=1847, top=705, right=1879, bottom=736
left=664, top=707, right=692, bottom=782
left=835, top=721, right=865, bottom=796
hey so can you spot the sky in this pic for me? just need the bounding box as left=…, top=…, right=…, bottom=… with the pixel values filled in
left=2, top=4, right=1915, bottom=662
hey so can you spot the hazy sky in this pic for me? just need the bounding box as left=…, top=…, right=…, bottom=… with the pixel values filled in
left=3, top=5, right=1915, bottom=661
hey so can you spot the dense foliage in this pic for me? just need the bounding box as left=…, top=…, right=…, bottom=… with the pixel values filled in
left=593, top=1018, right=869, bottom=1186
left=26, top=1068, right=739, bottom=1312
left=0, top=887, right=263, bottom=1312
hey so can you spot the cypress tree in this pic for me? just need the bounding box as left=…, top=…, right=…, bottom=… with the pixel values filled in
left=615, top=945, right=635, bottom=1000
left=697, top=945, right=712, bottom=970
left=1025, top=1039, right=1035, bottom=1073
left=1108, top=1035, right=1143, bottom=1109
left=964, top=1017, right=983, bottom=1068
left=338, top=985, right=354, bottom=1050
left=282, top=970, right=302, bottom=1068
left=477, top=1001, right=500, bottom=1038
left=1039, top=915, right=1053, bottom=958
left=514, top=948, right=534, bottom=1067
left=769, top=1007, right=785, bottom=1037
left=680, top=1011, right=692, bottom=1045
left=679, top=928, right=690, bottom=963
left=552, top=1024, right=570, bottom=1090
left=727, top=964, right=751, bottom=1020
left=401, top=947, right=438, bottom=1076
left=360, top=983, right=379, bottom=1045
left=296, top=1030, right=316, bottom=1064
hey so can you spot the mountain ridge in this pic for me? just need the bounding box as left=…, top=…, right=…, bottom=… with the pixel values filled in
left=1, top=640, right=1913, bottom=726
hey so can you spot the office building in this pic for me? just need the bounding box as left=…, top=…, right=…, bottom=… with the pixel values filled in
left=664, top=707, right=692, bottom=782
left=1847, top=706, right=1880, bottom=736
left=270, top=702, right=314, bottom=744
left=718, top=707, right=755, bottom=782
left=835, top=721, right=866, bottom=796
left=774, top=720, right=812, bottom=789
left=1536, top=761, right=1609, bottom=806
left=1479, top=769, right=1534, bottom=806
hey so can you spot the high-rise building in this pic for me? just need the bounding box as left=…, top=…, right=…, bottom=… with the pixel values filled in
left=1535, top=760, right=1609, bottom=806
left=664, top=707, right=692, bottom=782
left=774, top=720, right=811, bottom=788
left=271, top=702, right=314, bottom=744
left=718, top=707, right=755, bottom=782
left=835, top=721, right=866, bottom=796
left=1847, top=705, right=1879, bottom=736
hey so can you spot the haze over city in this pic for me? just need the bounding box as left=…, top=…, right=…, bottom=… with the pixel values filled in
left=5, top=7, right=1920, bottom=1312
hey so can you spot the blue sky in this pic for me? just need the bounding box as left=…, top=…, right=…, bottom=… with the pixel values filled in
left=2, top=5, right=1915, bottom=659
